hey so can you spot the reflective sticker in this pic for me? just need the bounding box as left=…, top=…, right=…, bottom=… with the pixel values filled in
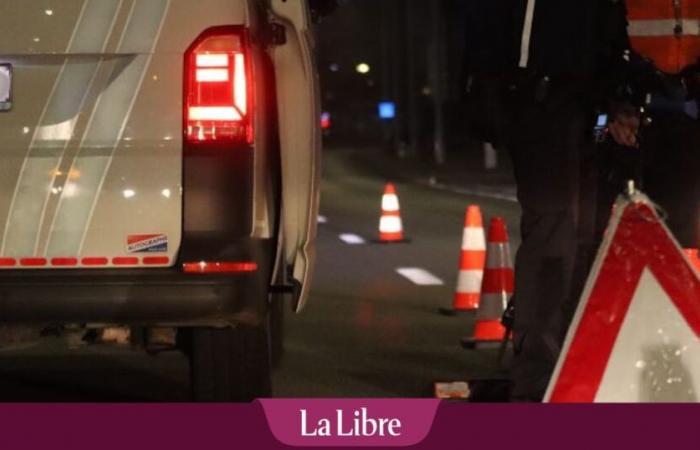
left=628, top=19, right=700, bottom=37
left=127, top=234, right=168, bottom=254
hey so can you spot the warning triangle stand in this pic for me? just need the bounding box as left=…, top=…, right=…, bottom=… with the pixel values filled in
left=546, top=190, right=700, bottom=403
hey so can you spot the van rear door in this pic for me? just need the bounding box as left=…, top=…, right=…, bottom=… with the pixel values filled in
left=0, top=0, right=180, bottom=268
left=0, top=0, right=249, bottom=270
left=269, top=0, right=322, bottom=310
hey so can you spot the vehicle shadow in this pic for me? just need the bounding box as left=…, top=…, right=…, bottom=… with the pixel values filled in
left=0, top=343, right=190, bottom=402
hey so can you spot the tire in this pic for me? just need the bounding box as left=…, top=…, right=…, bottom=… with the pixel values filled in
left=188, top=324, right=272, bottom=402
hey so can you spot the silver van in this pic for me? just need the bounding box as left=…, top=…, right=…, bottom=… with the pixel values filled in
left=0, top=0, right=323, bottom=401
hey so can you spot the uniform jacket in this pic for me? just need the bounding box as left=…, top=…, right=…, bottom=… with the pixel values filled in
left=512, top=0, right=629, bottom=76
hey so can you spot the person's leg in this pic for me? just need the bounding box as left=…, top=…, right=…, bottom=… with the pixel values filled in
left=645, top=115, right=700, bottom=248
left=593, top=142, right=640, bottom=239
left=508, top=102, right=586, bottom=402
left=565, top=138, right=599, bottom=331
left=664, top=118, right=699, bottom=248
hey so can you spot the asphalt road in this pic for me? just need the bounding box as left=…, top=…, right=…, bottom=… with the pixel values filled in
left=0, top=147, right=521, bottom=401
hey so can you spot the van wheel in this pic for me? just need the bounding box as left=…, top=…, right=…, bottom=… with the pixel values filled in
left=188, top=325, right=271, bottom=402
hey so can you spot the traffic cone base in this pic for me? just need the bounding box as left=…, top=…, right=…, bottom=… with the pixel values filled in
left=372, top=236, right=411, bottom=244
left=439, top=292, right=480, bottom=316
left=453, top=292, right=480, bottom=310
left=474, top=320, right=505, bottom=340
left=378, top=231, right=403, bottom=242
left=461, top=321, right=509, bottom=349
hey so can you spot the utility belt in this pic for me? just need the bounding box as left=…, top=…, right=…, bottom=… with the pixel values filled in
left=645, top=94, right=698, bottom=119
left=633, top=62, right=700, bottom=119
left=641, top=69, right=697, bottom=118
left=462, top=70, right=581, bottom=146
left=506, top=69, right=596, bottom=110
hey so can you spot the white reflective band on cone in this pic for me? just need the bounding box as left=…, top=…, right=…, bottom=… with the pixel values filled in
left=628, top=19, right=700, bottom=37
left=485, top=243, right=513, bottom=269
left=380, top=216, right=403, bottom=233
left=462, top=228, right=486, bottom=251
left=382, top=194, right=400, bottom=212
left=457, top=270, right=484, bottom=292
left=476, top=293, right=509, bottom=320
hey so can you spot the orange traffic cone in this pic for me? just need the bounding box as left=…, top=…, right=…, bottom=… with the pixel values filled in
left=376, top=183, right=408, bottom=243
left=685, top=248, right=700, bottom=273
left=440, top=206, right=486, bottom=315
left=462, top=217, right=514, bottom=349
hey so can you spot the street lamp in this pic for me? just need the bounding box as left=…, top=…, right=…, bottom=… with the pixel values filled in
left=356, top=63, right=371, bottom=74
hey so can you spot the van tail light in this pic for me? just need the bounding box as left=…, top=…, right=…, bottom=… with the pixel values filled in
left=184, top=27, right=253, bottom=145
left=182, top=261, right=258, bottom=274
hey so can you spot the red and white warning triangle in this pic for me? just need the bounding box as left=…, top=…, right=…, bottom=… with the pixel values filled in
left=546, top=192, right=700, bottom=403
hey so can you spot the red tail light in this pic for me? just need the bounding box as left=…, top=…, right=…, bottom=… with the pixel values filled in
left=184, top=27, right=253, bottom=145
left=182, top=261, right=258, bottom=274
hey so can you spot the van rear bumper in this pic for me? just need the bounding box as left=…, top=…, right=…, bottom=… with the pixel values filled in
left=0, top=237, right=276, bottom=326
left=0, top=267, right=270, bottom=327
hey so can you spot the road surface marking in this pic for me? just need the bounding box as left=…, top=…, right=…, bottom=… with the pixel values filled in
left=339, top=233, right=366, bottom=245
left=396, top=268, right=444, bottom=286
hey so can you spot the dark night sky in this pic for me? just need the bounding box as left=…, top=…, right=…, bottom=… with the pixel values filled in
left=315, top=0, right=471, bottom=148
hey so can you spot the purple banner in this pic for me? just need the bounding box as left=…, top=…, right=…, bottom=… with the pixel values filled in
left=259, top=399, right=439, bottom=447
left=0, top=402, right=695, bottom=449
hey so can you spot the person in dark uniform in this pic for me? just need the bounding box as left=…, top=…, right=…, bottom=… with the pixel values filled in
left=464, top=0, right=633, bottom=401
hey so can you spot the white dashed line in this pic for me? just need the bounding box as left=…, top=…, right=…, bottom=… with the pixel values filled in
left=317, top=215, right=328, bottom=224
left=339, top=233, right=366, bottom=245
left=396, top=268, right=444, bottom=286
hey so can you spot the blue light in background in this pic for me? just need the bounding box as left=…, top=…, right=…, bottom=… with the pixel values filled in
left=378, top=102, right=396, bottom=120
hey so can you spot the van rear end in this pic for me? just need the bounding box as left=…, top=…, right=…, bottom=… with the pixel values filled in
left=0, top=0, right=322, bottom=401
